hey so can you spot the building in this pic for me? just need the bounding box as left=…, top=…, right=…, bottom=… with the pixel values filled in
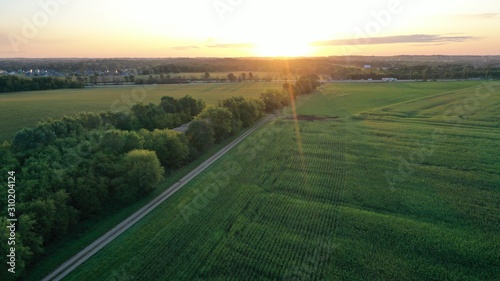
left=382, top=78, right=398, bottom=82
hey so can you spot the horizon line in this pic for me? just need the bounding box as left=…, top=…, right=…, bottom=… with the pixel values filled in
left=2, top=54, right=500, bottom=60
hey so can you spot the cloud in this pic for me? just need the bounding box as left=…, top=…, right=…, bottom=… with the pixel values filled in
left=172, top=46, right=200, bottom=51
left=410, top=43, right=445, bottom=47
left=474, top=13, right=500, bottom=19
left=457, top=13, right=500, bottom=19
left=207, top=43, right=254, bottom=48
left=172, top=42, right=253, bottom=50
left=311, top=34, right=480, bottom=46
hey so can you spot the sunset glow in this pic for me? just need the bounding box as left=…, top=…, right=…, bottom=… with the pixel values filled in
left=253, top=36, right=313, bottom=57
left=1, top=0, right=499, bottom=58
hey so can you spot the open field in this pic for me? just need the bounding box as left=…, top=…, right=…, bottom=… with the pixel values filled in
left=0, top=82, right=281, bottom=141
left=297, top=81, right=483, bottom=117
left=62, top=82, right=499, bottom=280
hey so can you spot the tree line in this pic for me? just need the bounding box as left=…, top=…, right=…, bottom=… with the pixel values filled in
left=330, top=64, right=500, bottom=81
left=134, top=72, right=273, bottom=85
left=0, top=76, right=84, bottom=93
left=0, top=74, right=319, bottom=280
left=2, top=56, right=499, bottom=82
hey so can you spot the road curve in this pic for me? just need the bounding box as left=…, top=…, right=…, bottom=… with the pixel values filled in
left=42, top=114, right=275, bottom=281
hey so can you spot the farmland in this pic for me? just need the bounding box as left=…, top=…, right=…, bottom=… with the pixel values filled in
left=0, top=82, right=281, bottom=141
left=62, top=81, right=499, bottom=280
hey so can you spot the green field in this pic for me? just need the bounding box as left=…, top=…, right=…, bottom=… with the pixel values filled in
left=0, top=82, right=281, bottom=142
left=62, top=81, right=499, bottom=280
left=297, top=81, right=484, bottom=117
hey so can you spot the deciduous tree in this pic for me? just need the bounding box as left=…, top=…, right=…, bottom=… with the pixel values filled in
left=119, top=149, right=164, bottom=201
left=186, top=120, right=215, bottom=156
left=197, top=105, right=233, bottom=143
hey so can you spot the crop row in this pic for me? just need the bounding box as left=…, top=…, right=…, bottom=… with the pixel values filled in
left=84, top=119, right=347, bottom=280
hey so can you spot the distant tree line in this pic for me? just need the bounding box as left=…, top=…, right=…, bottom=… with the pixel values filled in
left=135, top=74, right=189, bottom=85
left=1, top=57, right=329, bottom=77
left=3, top=57, right=498, bottom=89
left=134, top=72, right=272, bottom=85
left=330, top=65, right=500, bottom=81
left=0, top=76, right=84, bottom=93
left=0, top=74, right=319, bottom=279
left=130, top=59, right=331, bottom=75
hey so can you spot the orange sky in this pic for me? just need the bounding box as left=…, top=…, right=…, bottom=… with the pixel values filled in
left=1, top=0, right=499, bottom=58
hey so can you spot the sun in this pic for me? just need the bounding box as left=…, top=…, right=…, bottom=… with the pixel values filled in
left=252, top=36, right=313, bottom=57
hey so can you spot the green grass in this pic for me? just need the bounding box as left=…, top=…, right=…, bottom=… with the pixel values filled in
left=62, top=82, right=499, bottom=280
left=0, top=82, right=281, bottom=142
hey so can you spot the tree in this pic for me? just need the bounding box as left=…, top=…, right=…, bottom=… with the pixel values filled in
left=423, top=67, right=429, bottom=81
left=23, top=198, right=57, bottom=243
left=227, top=73, right=237, bottom=82
left=0, top=216, right=34, bottom=280
left=21, top=190, right=78, bottom=243
left=0, top=76, right=83, bottom=93
left=197, top=105, right=233, bottom=143
left=485, top=66, right=491, bottom=80
left=204, top=72, right=210, bottom=80
left=219, top=96, right=244, bottom=132
left=48, top=190, right=79, bottom=239
left=248, top=72, right=254, bottom=81
left=0, top=142, right=18, bottom=175
left=160, top=96, right=178, bottom=114
left=100, top=111, right=136, bottom=131
left=260, top=89, right=290, bottom=113
left=100, top=130, right=144, bottom=155
left=178, top=95, right=206, bottom=117
left=12, top=126, right=57, bottom=150
left=245, top=98, right=265, bottom=125
left=132, top=103, right=177, bottom=130
left=219, top=96, right=264, bottom=129
left=141, top=129, right=190, bottom=168
left=186, top=120, right=215, bottom=156
left=71, top=174, right=104, bottom=215
left=294, top=74, right=320, bottom=95
left=118, top=150, right=164, bottom=202
left=75, top=112, right=103, bottom=130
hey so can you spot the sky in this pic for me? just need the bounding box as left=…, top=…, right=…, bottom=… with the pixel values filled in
left=1, top=0, right=500, bottom=58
